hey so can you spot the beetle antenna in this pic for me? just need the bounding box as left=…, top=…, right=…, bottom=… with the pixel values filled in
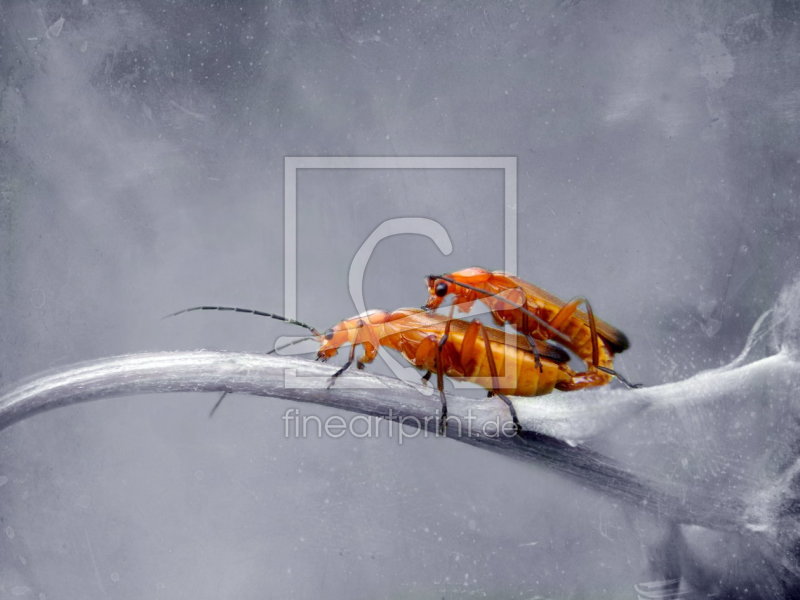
left=164, top=306, right=322, bottom=337
left=430, top=275, right=574, bottom=346
left=268, top=336, right=315, bottom=355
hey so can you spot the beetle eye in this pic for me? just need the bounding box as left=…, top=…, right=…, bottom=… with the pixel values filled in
left=324, top=328, right=335, bottom=340
left=435, top=281, right=448, bottom=297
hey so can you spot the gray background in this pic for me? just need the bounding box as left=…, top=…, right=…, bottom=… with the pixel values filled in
left=1, top=0, right=799, bottom=598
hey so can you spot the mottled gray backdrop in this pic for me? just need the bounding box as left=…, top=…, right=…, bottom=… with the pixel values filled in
left=1, top=1, right=799, bottom=598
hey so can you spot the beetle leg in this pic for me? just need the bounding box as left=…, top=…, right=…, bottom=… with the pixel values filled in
left=328, top=342, right=357, bottom=388
left=596, top=365, right=643, bottom=388
left=550, top=296, right=600, bottom=368
left=522, top=319, right=544, bottom=373
left=551, top=298, right=640, bottom=387
left=500, top=289, right=544, bottom=373
left=208, top=391, right=229, bottom=418
left=555, top=370, right=609, bottom=391
left=359, top=341, right=379, bottom=366
left=484, top=287, right=545, bottom=373
left=479, top=323, right=521, bottom=433
left=459, top=319, right=482, bottom=374
left=434, top=305, right=457, bottom=435
left=421, top=370, right=432, bottom=386
left=435, top=340, right=447, bottom=435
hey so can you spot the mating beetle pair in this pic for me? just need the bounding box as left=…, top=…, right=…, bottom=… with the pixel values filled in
left=171, top=267, right=636, bottom=433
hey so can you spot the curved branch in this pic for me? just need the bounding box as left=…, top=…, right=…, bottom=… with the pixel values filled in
left=1, top=350, right=776, bottom=535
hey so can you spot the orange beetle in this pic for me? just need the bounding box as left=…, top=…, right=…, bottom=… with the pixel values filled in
left=425, top=267, right=636, bottom=389
left=169, top=305, right=606, bottom=433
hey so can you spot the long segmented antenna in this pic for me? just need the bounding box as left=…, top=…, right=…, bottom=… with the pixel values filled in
left=165, top=306, right=322, bottom=337
left=268, top=336, right=316, bottom=355
left=429, top=275, right=574, bottom=346
left=166, top=307, right=323, bottom=418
